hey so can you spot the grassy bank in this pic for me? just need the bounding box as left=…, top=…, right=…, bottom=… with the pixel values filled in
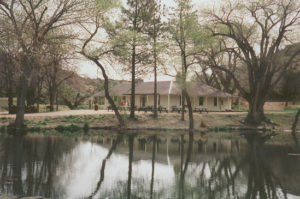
left=0, top=111, right=299, bottom=133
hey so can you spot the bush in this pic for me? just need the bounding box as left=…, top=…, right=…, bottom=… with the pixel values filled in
left=9, top=105, right=38, bottom=114
left=0, top=126, right=6, bottom=134
left=55, top=124, right=81, bottom=133
left=284, top=105, right=300, bottom=112
left=77, top=104, right=90, bottom=110
left=83, top=122, right=90, bottom=133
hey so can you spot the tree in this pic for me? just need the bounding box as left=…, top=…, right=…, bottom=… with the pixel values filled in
left=195, top=39, right=239, bottom=94
left=0, top=16, right=17, bottom=113
left=280, top=70, right=300, bottom=106
left=204, top=0, right=300, bottom=126
left=145, top=0, right=165, bottom=119
left=0, top=50, right=16, bottom=113
left=80, top=0, right=125, bottom=127
left=168, top=0, right=206, bottom=129
left=44, top=41, right=75, bottom=112
left=111, top=0, right=152, bottom=119
left=0, top=0, right=82, bottom=129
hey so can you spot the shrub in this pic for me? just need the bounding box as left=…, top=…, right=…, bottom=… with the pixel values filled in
left=83, top=122, right=90, bottom=133
left=55, top=124, right=81, bottom=133
left=0, top=126, right=6, bottom=133
left=77, top=105, right=90, bottom=110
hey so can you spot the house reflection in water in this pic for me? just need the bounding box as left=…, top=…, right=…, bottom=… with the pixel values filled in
left=0, top=132, right=299, bottom=199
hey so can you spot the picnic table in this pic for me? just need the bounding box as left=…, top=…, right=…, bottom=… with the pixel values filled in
left=171, top=106, right=187, bottom=113
left=138, top=106, right=153, bottom=113
left=158, top=106, right=168, bottom=113
left=194, top=107, right=208, bottom=113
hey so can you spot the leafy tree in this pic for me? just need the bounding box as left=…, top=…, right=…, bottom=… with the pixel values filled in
left=144, top=0, right=165, bottom=118
left=109, top=0, right=152, bottom=119
left=80, top=0, right=125, bottom=127
left=168, top=0, right=208, bottom=129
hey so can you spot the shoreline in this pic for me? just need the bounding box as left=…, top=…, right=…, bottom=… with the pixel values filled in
left=0, top=110, right=299, bottom=134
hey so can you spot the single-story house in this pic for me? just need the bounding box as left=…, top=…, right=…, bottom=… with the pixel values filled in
left=94, top=81, right=235, bottom=111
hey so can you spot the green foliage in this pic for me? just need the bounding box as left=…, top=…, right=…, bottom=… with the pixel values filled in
left=95, top=0, right=120, bottom=11
left=77, top=105, right=89, bottom=110
left=280, top=70, right=300, bottom=103
left=55, top=124, right=81, bottom=133
left=284, top=106, right=300, bottom=112
left=0, top=126, right=6, bottom=134
left=83, top=122, right=90, bottom=133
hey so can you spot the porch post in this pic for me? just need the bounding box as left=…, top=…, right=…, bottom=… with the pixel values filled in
left=227, top=97, right=230, bottom=109
left=193, top=96, right=196, bottom=108
left=167, top=94, right=170, bottom=111
left=104, top=97, right=108, bottom=109
left=147, top=95, right=149, bottom=106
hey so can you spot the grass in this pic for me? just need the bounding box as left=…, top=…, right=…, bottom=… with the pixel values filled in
left=38, top=104, right=70, bottom=112
left=0, top=126, right=6, bottom=133
left=284, top=105, right=300, bottom=112
left=55, top=124, right=82, bottom=132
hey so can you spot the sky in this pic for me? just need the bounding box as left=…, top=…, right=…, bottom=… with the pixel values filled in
left=76, top=0, right=216, bottom=81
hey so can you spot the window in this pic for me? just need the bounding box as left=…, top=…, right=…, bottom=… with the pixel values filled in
left=113, top=96, right=118, bottom=102
left=214, top=97, right=217, bottom=106
left=99, top=97, right=105, bottom=105
left=199, top=97, right=203, bottom=106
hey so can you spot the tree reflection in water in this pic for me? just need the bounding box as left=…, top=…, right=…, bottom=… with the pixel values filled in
left=0, top=135, right=76, bottom=198
left=199, top=131, right=288, bottom=199
left=0, top=131, right=299, bottom=199
left=178, top=132, right=194, bottom=199
left=87, top=134, right=123, bottom=199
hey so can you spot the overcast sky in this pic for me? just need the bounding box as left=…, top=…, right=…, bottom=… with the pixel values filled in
left=77, top=0, right=216, bottom=81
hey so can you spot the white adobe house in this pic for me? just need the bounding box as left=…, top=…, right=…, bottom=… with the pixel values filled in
left=94, top=81, right=234, bottom=111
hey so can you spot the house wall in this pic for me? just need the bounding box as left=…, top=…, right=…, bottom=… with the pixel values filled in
left=103, top=94, right=232, bottom=111
left=168, top=95, right=232, bottom=111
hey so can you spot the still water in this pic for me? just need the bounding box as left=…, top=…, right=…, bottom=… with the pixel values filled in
left=0, top=132, right=300, bottom=199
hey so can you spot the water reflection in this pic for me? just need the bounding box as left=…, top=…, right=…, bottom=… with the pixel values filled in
left=0, top=131, right=299, bottom=199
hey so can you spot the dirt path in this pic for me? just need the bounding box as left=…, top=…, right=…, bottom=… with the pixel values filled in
left=0, top=110, right=115, bottom=119
left=0, top=109, right=249, bottom=119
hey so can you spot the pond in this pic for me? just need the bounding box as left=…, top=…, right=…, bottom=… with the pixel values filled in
left=0, top=131, right=300, bottom=199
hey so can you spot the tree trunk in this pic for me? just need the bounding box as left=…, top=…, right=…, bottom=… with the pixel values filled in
left=8, top=95, right=13, bottom=114
left=127, top=135, right=134, bottom=199
left=150, top=136, right=157, bottom=199
left=7, top=84, right=13, bottom=114
left=291, top=109, right=300, bottom=149
left=153, top=26, right=158, bottom=119
left=56, top=92, right=59, bottom=111
left=36, top=77, right=42, bottom=113
left=245, top=98, right=266, bottom=126
left=49, top=86, right=56, bottom=112
left=181, top=90, right=185, bottom=121
left=15, top=75, right=28, bottom=129
left=26, top=76, right=37, bottom=106
left=183, top=89, right=194, bottom=130
left=130, top=40, right=136, bottom=119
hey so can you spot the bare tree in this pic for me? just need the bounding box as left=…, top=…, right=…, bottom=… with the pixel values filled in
left=0, top=0, right=82, bottom=129
left=43, top=41, right=75, bottom=112
left=195, top=40, right=239, bottom=94
left=204, top=0, right=300, bottom=126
